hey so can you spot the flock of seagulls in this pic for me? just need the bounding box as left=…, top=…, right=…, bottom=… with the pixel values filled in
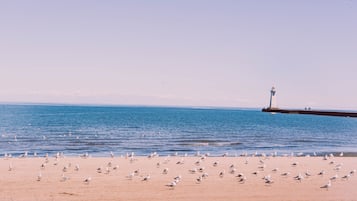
left=2, top=151, right=356, bottom=192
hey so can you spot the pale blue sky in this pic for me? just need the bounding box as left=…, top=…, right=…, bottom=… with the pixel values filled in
left=0, top=0, right=356, bottom=109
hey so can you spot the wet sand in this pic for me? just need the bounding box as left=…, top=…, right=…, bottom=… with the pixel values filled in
left=1, top=155, right=357, bottom=201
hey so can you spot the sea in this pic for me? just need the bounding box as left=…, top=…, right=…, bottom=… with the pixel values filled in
left=1, top=104, right=357, bottom=157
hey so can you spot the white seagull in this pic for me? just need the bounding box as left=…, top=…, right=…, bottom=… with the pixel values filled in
left=166, top=181, right=177, bottom=188
left=37, top=172, right=42, bottom=181
left=84, top=177, right=92, bottom=184
left=320, top=180, right=331, bottom=190
left=75, top=164, right=80, bottom=171
left=142, top=174, right=151, bottom=181
left=163, top=168, right=169, bottom=174
left=330, top=174, right=338, bottom=181
left=219, top=170, right=225, bottom=178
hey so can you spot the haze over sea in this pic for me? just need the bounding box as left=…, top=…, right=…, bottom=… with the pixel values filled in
left=1, top=104, right=357, bottom=157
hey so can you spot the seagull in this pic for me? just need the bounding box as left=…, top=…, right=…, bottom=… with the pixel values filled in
left=40, top=163, right=46, bottom=169
left=228, top=167, right=236, bottom=174
left=62, top=166, right=68, bottom=172
left=128, top=152, right=135, bottom=158
left=113, top=165, right=119, bottom=170
left=105, top=167, right=110, bottom=174
left=262, top=174, right=271, bottom=180
left=97, top=167, right=103, bottom=173
left=330, top=174, right=338, bottom=181
left=81, top=152, right=89, bottom=159
left=196, top=176, right=203, bottom=183
left=75, top=164, right=80, bottom=171
left=198, top=167, right=205, bottom=172
left=294, top=173, right=304, bottom=182
left=174, top=175, right=182, bottom=181
left=142, top=175, right=151, bottom=181
left=61, top=173, right=69, bottom=182
left=272, top=168, right=279, bottom=172
left=265, top=178, right=274, bottom=184
left=163, top=168, right=169, bottom=174
left=339, top=152, right=344, bottom=157
left=127, top=172, right=135, bottom=180
left=238, top=176, right=247, bottom=183
left=107, top=162, right=112, bottom=167
left=320, top=180, right=331, bottom=190
left=219, top=170, right=225, bottom=178
left=189, top=168, right=197, bottom=174
left=166, top=181, right=177, bottom=188
left=176, top=158, right=184, bottom=165
left=84, top=177, right=92, bottom=184
left=213, top=161, right=219, bottom=167
left=292, top=162, right=299, bottom=166
left=37, top=172, right=42, bottom=181
left=195, top=160, right=202, bottom=166
left=236, top=173, right=245, bottom=178
left=8, top=163, right=13, bottom=171
left=252, top=171, right=260, bottom=175
left=281, top=172, right=290, bottom=176
left=202, top=172, right=209, bottom=179
left=350, top=169, right=356, bottom=175
left=258, top=164, right=266, bottom=170
left=342, top=174, right=351, bottom=180
left=318, top=170, right=326, bottom=176
left=110, top=151, right=114, bottom=158
left=305, top=170, right=312, bottom=177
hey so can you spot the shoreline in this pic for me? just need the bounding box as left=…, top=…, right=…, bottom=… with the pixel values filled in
left=1, top=155, right=357, bottom=201
left=4, top=150, right=357, bottom=158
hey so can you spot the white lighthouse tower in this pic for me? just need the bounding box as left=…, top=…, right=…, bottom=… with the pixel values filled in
left=268, top=87, right=277, bottom=109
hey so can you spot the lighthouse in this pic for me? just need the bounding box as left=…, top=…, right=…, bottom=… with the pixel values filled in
left=268, top=87, right=277, bottom=109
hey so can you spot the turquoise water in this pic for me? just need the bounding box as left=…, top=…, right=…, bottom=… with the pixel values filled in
left=1, top=104, right=357, bottom=156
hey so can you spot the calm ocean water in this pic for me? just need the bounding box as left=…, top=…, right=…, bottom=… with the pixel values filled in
left=1, top=104, right=357, bottom=157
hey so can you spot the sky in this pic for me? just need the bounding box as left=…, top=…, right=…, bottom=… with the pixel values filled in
left=0, top=0, right=356, bottom=109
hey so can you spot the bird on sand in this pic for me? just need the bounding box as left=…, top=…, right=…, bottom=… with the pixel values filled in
left=238, top=176, right=247, bottom=183
left=342, top=174, right=351, bottom=180
left=320, top=180, right=331, bottom=190
left=196, top=176, right=203, bottom=183
left=219, top=170, right=225, bottom=178
left=318, top=170, right=326, bottom=175
left=37, top=172, right=42, bottom=181
left=84, top=177, right=92, bottom=184
left=8, top=163, right=13, bottom=171
left=142, top=174, right=151, bottom=181
left=330, top=174, right=338, bottom=181
left=61, top=173, right=70, bottom=182
left=162, top=168, right=169, bottom=174
left=166, top=180, right=177, bottom=188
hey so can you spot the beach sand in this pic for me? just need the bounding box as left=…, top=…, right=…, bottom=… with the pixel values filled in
left=1, top=155, right=356, bottom=201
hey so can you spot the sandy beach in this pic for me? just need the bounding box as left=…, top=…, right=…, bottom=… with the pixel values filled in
left=1, top=154, right=357, bottom=201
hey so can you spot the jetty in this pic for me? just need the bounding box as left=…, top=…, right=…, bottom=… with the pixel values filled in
left=262, top=87, right=357, bottom=118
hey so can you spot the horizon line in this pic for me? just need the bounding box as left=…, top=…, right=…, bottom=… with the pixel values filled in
left=0, top=101, right=356, bottom=112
